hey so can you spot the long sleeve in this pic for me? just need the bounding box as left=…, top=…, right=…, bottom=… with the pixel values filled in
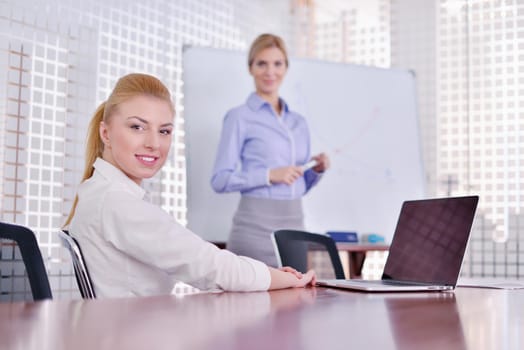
left=211, top=112, right=269, bottom=193
left=101, top=189, right=271, bottom=292
left=304, top=168, right=322, bottom=191
left=301, top=121, right=323, bottom=192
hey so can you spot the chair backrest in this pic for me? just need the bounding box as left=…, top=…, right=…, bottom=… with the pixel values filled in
left=272, top=229, right=346, bottom=279
left=58, top=230, right=96, bottom=299
left=0, top=222, right=53, bottom=301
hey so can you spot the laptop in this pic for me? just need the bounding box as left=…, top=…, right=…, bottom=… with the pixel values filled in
left=316, top=195, right=479, bottom=292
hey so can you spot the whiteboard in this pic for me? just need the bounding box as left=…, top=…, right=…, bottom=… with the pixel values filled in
left=182, top=46, right=426, bottom=242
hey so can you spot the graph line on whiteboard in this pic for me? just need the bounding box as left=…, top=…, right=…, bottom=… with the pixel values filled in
left=313, top=107, right=388, bottom=163
left=330, top=106, right=381, bottom=156
left=308, top=106, right=382, bottom=154
left=313, top=106, right=395, bottom=183
left=290, top=82, right=384, bottom=155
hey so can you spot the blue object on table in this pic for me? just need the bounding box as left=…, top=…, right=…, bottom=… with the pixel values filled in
left=362, top=233, right=385, bottom=243
left=326, top=231, right=358, bottom=243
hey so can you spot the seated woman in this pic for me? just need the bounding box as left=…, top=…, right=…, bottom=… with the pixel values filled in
left=63, top=73, right=315, bottom=298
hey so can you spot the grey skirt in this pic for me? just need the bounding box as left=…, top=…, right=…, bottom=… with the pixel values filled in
left=227, top=196, right=304, bottom=267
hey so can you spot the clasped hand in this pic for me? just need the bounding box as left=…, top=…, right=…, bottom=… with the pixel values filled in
left=269, top=166, right=304, bottom=185
left=269, top=153, right=330, bottom=185
left=311, top=152, right=330, bottom=173
left=279, top=266, right=317, bottom=287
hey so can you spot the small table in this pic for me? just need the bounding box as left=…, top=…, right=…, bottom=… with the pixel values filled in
left=335, top=243, right=389, bottom=278
left=211, top=240, right=388, bottom=279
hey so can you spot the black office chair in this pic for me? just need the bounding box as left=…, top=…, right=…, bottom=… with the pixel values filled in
left=272, top=229, right=346, bottom=279
left=0, top=221, right=53, bottom=301
left=58, top=230, right=96, bottom=299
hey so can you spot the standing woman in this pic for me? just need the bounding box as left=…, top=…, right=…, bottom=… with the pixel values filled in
left=211, top=34, right=330, bottom=267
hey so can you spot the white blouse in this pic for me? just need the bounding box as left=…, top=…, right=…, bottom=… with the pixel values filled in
left=69, top=158, right=271, bottom=298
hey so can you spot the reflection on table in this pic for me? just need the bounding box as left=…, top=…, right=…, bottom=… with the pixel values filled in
left=0, top=287, right=523, bottom=350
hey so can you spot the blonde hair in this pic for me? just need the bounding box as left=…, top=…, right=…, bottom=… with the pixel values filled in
left=63, top=73, right=174, bottom=227
left=248, top=33, right=289, bottom=68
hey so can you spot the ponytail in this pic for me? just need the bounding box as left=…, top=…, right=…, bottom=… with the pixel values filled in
left=63, top=102, right=106, bottom=227
left=63, top=73, right=174, bottom=228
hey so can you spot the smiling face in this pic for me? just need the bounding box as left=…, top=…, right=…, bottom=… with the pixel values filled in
left=249, top=46, right=288, bottom=100
left=99, top=94, right=174, bottom=184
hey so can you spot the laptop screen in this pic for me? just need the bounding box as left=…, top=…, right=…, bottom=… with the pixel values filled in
left=382, top=196, right=479, bottom=285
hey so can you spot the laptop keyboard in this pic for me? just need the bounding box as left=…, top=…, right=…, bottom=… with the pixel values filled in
left=340, top=279, right=432, bottom=286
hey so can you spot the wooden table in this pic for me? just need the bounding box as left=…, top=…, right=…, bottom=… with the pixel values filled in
left=336, top=242, right=390, bottom=278
left=1, top=286, right=522, bottom=350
